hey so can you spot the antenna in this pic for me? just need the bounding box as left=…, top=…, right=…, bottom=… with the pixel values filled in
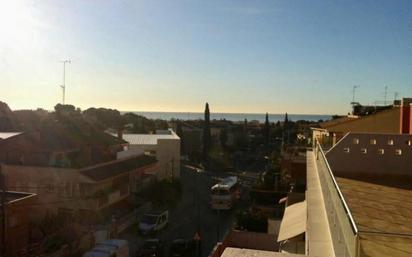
left=351, top=85, right=360, bottom=105
left=384, top=85, right=388, bottom=105
left=60, top=59, right=71, bottom=104
left=394, top=92, right=399, bottom=102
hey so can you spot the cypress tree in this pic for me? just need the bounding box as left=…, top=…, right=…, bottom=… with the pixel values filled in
left=264, top=113, right=270, bottom=146
left=203, top=103, right=211, bottom=164
left=284, top=112, right=289, bottom=145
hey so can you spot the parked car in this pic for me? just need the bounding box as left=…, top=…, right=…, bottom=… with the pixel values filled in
left=137, top=238, right=164, bottom=257
left=96, top=239, right=129, bottom=257
left=139, top=210, right=169, bottom=235
left=83, top=245, right=119, bottom=257
left=169, top=239, right=196, bottom=257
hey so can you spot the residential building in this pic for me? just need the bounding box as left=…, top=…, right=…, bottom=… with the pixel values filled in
left=0, top=130, right=157, bottom=218
left=0, top=191, right=37, bottom=257
left=314, top=98, right=412, bottom=146
left=2, top=155, right=157, bottom=218
left=115, top=129, right=180, bottom=179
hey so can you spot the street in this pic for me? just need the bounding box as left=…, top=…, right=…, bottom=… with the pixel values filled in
left=120, top=165, right=245, bottom=257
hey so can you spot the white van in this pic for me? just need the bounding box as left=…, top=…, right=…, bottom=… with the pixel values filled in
left=138, top=211, right=169, bottom=235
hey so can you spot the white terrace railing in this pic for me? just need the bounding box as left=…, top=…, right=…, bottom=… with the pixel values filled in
left=314, top=140, right=358, bottom=257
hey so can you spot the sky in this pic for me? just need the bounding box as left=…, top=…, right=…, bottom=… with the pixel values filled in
left=0, top=0, right=411, bottom=114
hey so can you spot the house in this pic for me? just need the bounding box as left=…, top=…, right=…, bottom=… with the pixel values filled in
left=0, top=191, right=37, bottom=257
left=115, top=129, right=180, bottom=179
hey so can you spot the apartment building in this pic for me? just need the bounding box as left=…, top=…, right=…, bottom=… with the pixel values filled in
left=2, top=154, right=157, bottom=218
left=313, top=98, right=412, bottom=146
left=0, top=130, right=157, bottom=218
left=115, top=129, right=180, bottom=179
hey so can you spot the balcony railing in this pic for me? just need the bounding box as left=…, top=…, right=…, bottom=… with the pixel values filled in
left=314, top=140, right=358, bottom=257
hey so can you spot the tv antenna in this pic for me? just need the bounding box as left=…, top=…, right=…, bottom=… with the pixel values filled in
left=60, top=59, right=71, bottom=104
left=351, top=85, right=360, bottom=106
left=384, top=85, right=388, bottom=105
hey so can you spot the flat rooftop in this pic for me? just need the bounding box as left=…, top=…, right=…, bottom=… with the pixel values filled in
left=113, top=129, right=180, bottom=145
left=336, top=177, right=412, bottom=257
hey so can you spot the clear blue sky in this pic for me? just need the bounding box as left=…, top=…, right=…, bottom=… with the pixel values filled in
left=1, top=0, right=411, bottom=114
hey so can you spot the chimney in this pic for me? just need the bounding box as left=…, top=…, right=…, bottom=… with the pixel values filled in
left=117, top=129, right=123, bottom=140
left=400, top=98, right=412, bottom=134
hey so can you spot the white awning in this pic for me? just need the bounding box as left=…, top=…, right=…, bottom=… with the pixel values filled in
left=277, top=200, right=307, bottom=242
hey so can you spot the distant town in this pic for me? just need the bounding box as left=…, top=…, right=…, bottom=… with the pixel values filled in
left=1, top=97, right=411, bottom=257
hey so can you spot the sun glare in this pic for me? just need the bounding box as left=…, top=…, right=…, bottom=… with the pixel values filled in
left=0, top=0, right=37, bottom=50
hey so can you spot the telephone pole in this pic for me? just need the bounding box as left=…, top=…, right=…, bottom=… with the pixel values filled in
left=60, top=60, right=71, bottom=105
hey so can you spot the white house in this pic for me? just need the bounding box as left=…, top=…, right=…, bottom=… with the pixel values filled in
left=116, top=129, right=181, bottom=179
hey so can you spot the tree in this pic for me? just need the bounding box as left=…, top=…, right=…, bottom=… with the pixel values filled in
left=263, top=113, right=270, bottom=146
left=203, top=103, right=211, bottom=164
left=284, top=112, right=289, bottom=145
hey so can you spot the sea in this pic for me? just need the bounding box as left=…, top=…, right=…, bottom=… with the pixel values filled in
left=126, top=111, right=331, bottom=123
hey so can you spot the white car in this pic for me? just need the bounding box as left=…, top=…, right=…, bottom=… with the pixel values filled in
left=139, top=211, right=169, bottom=235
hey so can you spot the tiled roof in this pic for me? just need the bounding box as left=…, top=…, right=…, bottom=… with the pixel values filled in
left=80, top=155, right=157, bottom=181
left=319, top=116, right=358, bottom=128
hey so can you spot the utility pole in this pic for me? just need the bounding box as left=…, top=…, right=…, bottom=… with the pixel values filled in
left=60, top=60, right=71, bottom=105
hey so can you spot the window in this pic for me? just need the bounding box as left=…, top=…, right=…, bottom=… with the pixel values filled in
left=388, top=139, right=394, bottom=145
left=395, top=149, right=402, bottom=155
left=353, top=138, right=359, bottom=144
left=370, top=139, right=376, bottom=145
left=361, top=148, right=367, bottom=154
left=378, top=149, right=384, bottom=155
left=344, top=147, right=350, bottom=153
